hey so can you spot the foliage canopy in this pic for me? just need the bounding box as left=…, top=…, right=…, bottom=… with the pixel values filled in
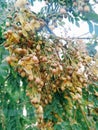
left=0, top=0, right=98, bottom=130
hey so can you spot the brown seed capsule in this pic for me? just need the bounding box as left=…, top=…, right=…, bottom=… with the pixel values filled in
left=6, top=56, right=12, bottom=64
left=6, top=22, right=10, bottom=27
left=18, top=30, right=23, bottom=35
left=32, top=55, right=39, bottom=63
left=3, top=32, right=8, bottom=39
left=52, top=84, right=56, bottom=89
left=49, top=25, right=55, bottom=30
left=28, top=75, right=34, bottom=81
left=17, top=67, right=23, bottom=73
left=38, top=41, right=42, bottom=44
left=77, top=87, right=82, bottom=93
left=47, top=48, right=52, bottom=52
left=45, top=99, right=48, bottom=104
left=36, top=44, right=40, bottom=51
left=83, top=83, right=87, bottom=87
left=36, top=105, right=43, bottom=114
left=84, top=5, right=90, bottom=12
left=79, top=77, right=84, bottom=83
left=59, top=65, right=63, bottom=71
left=7, top=15, right=12, bottom=19
left=38, top=88, right=42, bottom=92
left=61, top=85, right=65, bottom=91
left=20, top=49, right=27, bottom=54
left=51, top=68, right=59, bottom=75
left=51, top=63, right=58, bottom=67
left=66, top=75, right=71, bottom=81
left=40, top=81, right=44, bottom=87
left=14, top=48, right=22, bottom=54
left=28, top=83, right=33, bottom=88
left=48, top=95, right=52, bottom=100
left=31, top=97, right=39, bottom=104
left=73, top=2, right=78, bottom=7
left=66, top=66, right=73, bottom=71
left=73, top=93, right=81, bottom=100
left=60, top=8, right=66, bottom=14
left=7, top=30, right=12, bottom=34
left=12, top=24, right=18, bottom=29
left=35, top=77, right=41, bottom=84
left=26, top=92, right=30, bottom=96
left=78, top=6, right=83, bottom=12
left=42, top=57, right=47, bottom=62
left=20, top=71, right=26, bottom=78
left=46, top=75, right=50, bottom=81
left=22, top=56, right=31, bottom=61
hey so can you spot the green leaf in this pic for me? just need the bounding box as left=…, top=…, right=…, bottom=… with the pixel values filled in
left=71, top=123, right=82, bottom=130
left=75, top=21, right=80, bottom=27
left=87, top=21, right=93, bottom=34
left=84, top=11, right=98, bottom=23
left=95, top=25, right=98, bottom=36
left=0, top=62, right=9, bottom=69
left=0, top=75, right=4, bottom=84
left=54, top=124, right=62, bottom=130
left=96, top=122, right=98, bottom=130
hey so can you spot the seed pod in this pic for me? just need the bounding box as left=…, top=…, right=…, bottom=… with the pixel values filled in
left=78, top=6, right=83, bottom=12
left=79, top=77, right=84, bottom=83
left=17, top=67, right=23, bottom=73
left=49, top=25, right=55, bottom=30
left=66, top=75, right=71, bottom=81
left=3, top=32, right=8, bottom=39
left=59, top=65, right=63, bottom=71
left=40, top=81, right=44, bottom=87
left=7, top=15, right=12, bottom=19
left=7, top=30, right=12, bottom=34
left=52, top=84, right=56, bottom=89
left=36, top=105, right=43, bottom=114
left=47, top=48, right=52, bottom=52
left=66, top=66, right=73, bottom=72
left=73, top=2, right=78, bottom=7
left=28, top=75, right=34, bottom=81
left=36, top=44, right=40, bottom=51
left=14, top=48, right=27, bottom=55
left=35, top=77, right=41, bottom=84
left=32, top=55, right=39, bottom=63
left=48, top=95, right=52, bottom=100
left=31, top=97, right=39, bottom=104
left=28, top=83, right=33, bottom=88
left=42, top=57, right=47, bottom=62
left=26, top=92, right=30, bottom=96
left=20, top=71, right=26, bottom=77
left=84, top=5, right=90, bottom=12
left=18, top=30, right=23, bottom=35
left=45, top=99, right=48, bottom=104
left=51, top=68, right=59, bottom=75
left=6, top=56, right=12, bottom=64
left=38, top=88, right=42, bottom=92
left=60, top=8, right=66, bottom=14
left=38, top=41, right=42, bottom=44
left=73, top=93, right=81, bottom=100
left=61, top=85, right=65, bottom=91
left=77, top=87, right=82, bottom=93
left=6, top=22, right=10, bottom=27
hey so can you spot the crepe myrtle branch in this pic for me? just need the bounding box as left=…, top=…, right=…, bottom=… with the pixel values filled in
left=38, top=21, right=97, bottom=40
left=49, top=34, right=98, bottom=41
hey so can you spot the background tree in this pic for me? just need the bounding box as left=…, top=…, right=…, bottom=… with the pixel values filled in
left=0, top=0, right=98, bottom=130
